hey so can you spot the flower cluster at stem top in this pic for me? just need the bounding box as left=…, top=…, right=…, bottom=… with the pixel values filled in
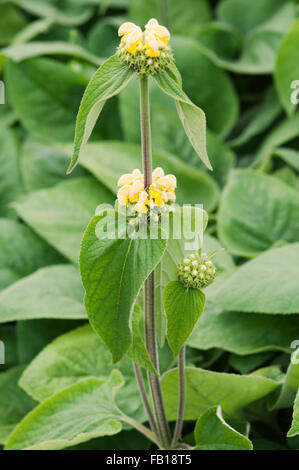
left=177, top=253, right=216, bottom=289
left=117, top=18, right=173, bottom=74
left=117, top=167, right=176, bottom=216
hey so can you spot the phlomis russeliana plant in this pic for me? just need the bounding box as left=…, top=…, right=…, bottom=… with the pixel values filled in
left=68, top=18, right=215, bottom=450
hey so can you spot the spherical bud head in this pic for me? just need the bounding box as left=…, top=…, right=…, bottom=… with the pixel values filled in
left=177, top=253, right=216, bottom=289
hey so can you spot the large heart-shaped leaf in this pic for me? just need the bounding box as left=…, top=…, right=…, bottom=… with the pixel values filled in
left=80, top=211, right=167, bottom=362
left=19, top=324, right=146, bottom=422
left=5, top=371, right=141, bottom=450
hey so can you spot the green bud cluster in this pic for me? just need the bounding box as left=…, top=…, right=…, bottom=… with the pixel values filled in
left=116, top=44, right=174, bottom=75
left=177, top=253, right=216, bottom=289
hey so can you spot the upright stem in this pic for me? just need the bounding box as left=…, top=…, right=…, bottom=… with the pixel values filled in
left=172, top=345, right=186, bottom=447
left=140, top=74, right=152, bottom=188
left=139, top=74, right=171, bottom=449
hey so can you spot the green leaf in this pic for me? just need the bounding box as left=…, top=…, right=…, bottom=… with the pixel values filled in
left=203, top=234, right=235, bottom=272
left=194, top=406, right=253, bottom=450
left=0, top=324, right=18, bottom=369
left=0, top=128, right=23, bottom=217
left=210, top=243, right=299, bottom=314
left=254, top=112, right=299, bottom=167
left=67, top=55, right=134, bottom=173
left=155, top=207, right=208, bottom=347
left=0, top=218, right=63, bottom=291
left=218, top=170, right=299, bottom=257
left=217, top=0, right=289, bottom=35
left=275, top=19, right=299, bottom=115
left=273, top=147, right=299, bottom=173
left=13, top=177, right=114, bottom=263
left=0, top=366, right=34, bottom=445
left=80, top=211, right=167, bottom=362
left=161, top=366, right=279, bottom=421
left=87, top=17, right=119, bottom=59
left=130, top=0, right=211, bottom=35
left=271, top=349, right=299, bottom=410
left=170, top=36, right=239, bottom=138
left=126, top=305, right=157, bottom=374
left=16, top=319, right=84, bottom=364
left=154, top=63, right=212, bottom=170
left=0, top=4, right=27, bottom=45
left=5, top=57, right=88, bottom=143
left=11, top=0, right=93, bottom=27
left=188, top=308, right=299, bottom=355
left=21, top=139, right=87, bottom=192
left=19, top=324, right=146, bottom=422
left=229, top=87, right=282, bottom=148
left=0, top=265, right=86, bottom=323
left=288, top=389, right=299, bottom=438
left=164, top=280, right=205, bottom=356
left=5, top=371, right=130, bottom=450
left=2, top=41, right=103, bottom=67
left=63, top=141, right=219, bottom=212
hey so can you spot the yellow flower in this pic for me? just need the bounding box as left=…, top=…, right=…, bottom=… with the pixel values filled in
left=117, top=167, right=176, bottom=213
left=134, top=190, right=150, bottom=214
left=144, top=18, right=170, bottom=57
left=149, top=185, right=164, bottom=206
left=118, top=22, right=143, bottom=54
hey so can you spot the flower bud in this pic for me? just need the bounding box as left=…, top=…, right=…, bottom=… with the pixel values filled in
left=177, top=253, right=216, bottom=289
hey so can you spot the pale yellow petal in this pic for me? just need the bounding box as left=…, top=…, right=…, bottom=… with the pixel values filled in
left=118, top=22, right=136, bottom=37
left=117, top=173, right=134, bottom=186
left=152, top=167, right=164, bottom=179
left=117, top=185, right=130, bottom=205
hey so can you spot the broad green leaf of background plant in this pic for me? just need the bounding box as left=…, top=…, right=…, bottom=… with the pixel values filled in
left=16, top=319, right=84, bottom=364
left=272, top=148, right=299, bottom=173
left=5, top=57, right=89, bottom=143
left=275, top=19, right=299, bottom=115
left=130, top=0, right=211, bottom=35
left=288, top=389, right=299, bottom=438
left=154, top=63, right=212, bottom=170
left=63, top=141, right=219, bottom=212
left=0, top=366, right=34, bottom=445
left=0, top=128, right=23, bottom=217
left=1, top=41, right=103, bottom=66
left=11, top=0, right=93, bottom=27
left=0, top=4, right=27, bottom=45
left=271, top=349, right=299, bottom=410
left=0, top=265, right=86, bottom=323
left=210, top=243, right=299, bottom=314
left=161, top=366, right=279, bottom=421
left=254, top=112, right=299, bottom=167
left=19, top=324, right=146, bottom=422
left=0, top=218, right=63, bottom=291
left=194, top=406, right=253, bottom=450
left=13, top=177, right=114, bottom=263
left=164, top=280, right=205, bottom=356
left=21, top=139, right=87, bottom=191
left=188, top=308, right=299, bottom=356
left=80, top=211, right=167, bottom=362
left=67, top=55, right=134, bottom=173
left=5, top=371, right=136, bottom=450
left=218, top=170, right=299, bottom=257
